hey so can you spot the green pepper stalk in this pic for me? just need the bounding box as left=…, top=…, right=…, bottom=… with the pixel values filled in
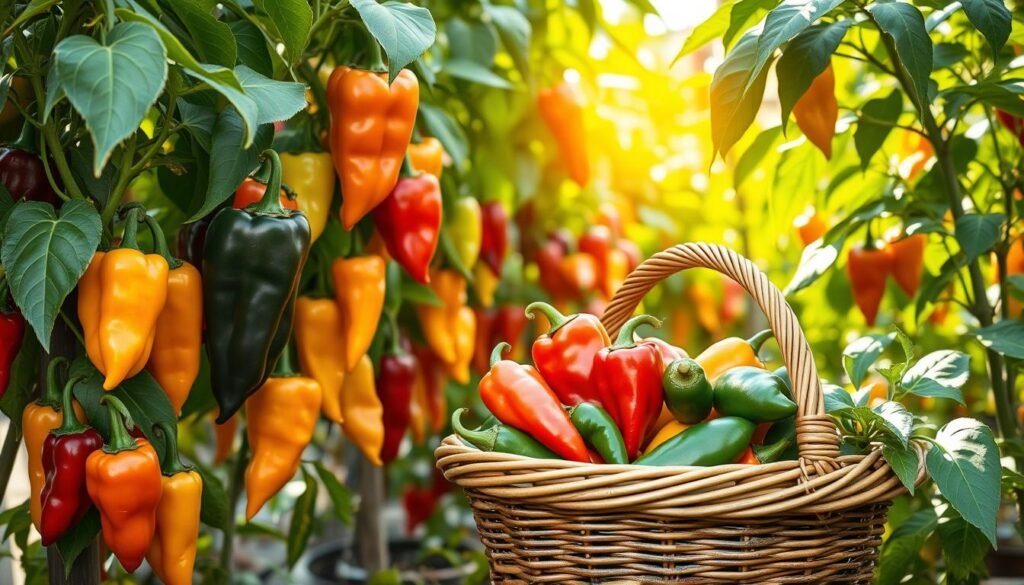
left=451, top=408, right=558, bottom=459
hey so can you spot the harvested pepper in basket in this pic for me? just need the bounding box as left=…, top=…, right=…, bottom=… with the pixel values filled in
left=634, top=417, right=756, bottom=466
left=663, top=358, right=713, bottom=425
left=146, top=423, right=202, bottom=585
left=525, top=301, right=610, bottom=406
left=479, top=343, right=589, bottom=462
left=694, top=329, right=773, bottom=381
left=452, top=408, right=557, bottom=459
left=568, top=402, right=628, bottom=465
left=713, top=366, right=797, bottom=423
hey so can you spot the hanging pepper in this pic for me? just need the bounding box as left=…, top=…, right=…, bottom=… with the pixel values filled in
left=245, top=348, right=322, bottom=520
left=635, top=417, right=756, bottom=466
left=0, top=280, right=23, bottom=399
left=792, top=64, right=837, bottom=159
left=372, top=161, right=441, bottom=284
left=212, top=411, right=236, bottom=466
left=525, top=301, right=610, bottom=406
left=578, top=226, right=628, bottom=298
left=402, top=483, right=438, bottom=534
left=39, top=375, right=102, bottom=546
left=793, top=206, right=828, bottom=247
left=140, top=216, right=202, bottom=414
left=560, top=252, right=598, bottom=298
left=295, top=296, right=347, bottom=423
left=887, top=232, right=926, bottom=297
left=473, top=263, right=499, bottom=308
left=340, top=354, right=384, bottom=466
left=663, top=358, right=713, bottom=425
left=495, top=306, right=529, bottom=362
left=408, top=352, right=429, bottom=444
left=473, top=309, right=498, bottom=376
left=536, top=235, right=569, bottom=299
left=1006, top=237, right=1024, bottom=318
left=175, top=213, right=215, bottom=275
left=146, top=423, right=202, bottom=585
left=479, top=343, right=589, bottom=461
left=568, top=402, right=628, bottom=464
left=377, top=332, right=416, bottom=464
left=412, top=345, right=448, bottom=434
left=592, top=315, right=664, bottom=460
left=713, top=366, right=797, bottom=423
left=86, top=396, right=163, bottom=572
left=479, top=201, right=508, bottom=277
left=537, top=83, right=589, bottom=187
left=407, top=137, right=444, bottom=178
left=79, top=208, right=169, bottom=390
left=280, top=151, right=335, bottom=243
left=448, top=197, right=482, bottom=270
left=232, top=178, right=297, bottom=210
left=204, top=150, right=311, bottom=422
left=0, top=122, right=60, bottom=206
left=446, top=304, right=475, bottom=385
left=451, top=408, right=558, bottom=459
left=847, top=241, right=893, bottom=326
left=417, top=270, right=468, bottom=365
left=331, top=256, right=386, bottom=370
left=326, top=61, right=419, bottom=229
left=694, top=329, right=773, bottom=382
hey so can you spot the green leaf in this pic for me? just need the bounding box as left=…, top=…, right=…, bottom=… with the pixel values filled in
left=4, top=0, right=58, bottom=35
left=485, top=4, right=531, bottom=79
left=190, top=109, right=273, bottom=221
left=960, top=0, right=1011, bottom=53
left=195, top=463, right=229, bottom=531
left=1, top=201, right=101, bottom=349
left=823, top=384, right=855, bottom=413
left=236, top=521, right=285, bottom=540
left=445, top=59, right=513, bottom=89
left=401, top=279, right=442, bottom=307
left=673, top=0, right=734, bottom=62
left=900, top=350, right=968, bottom=404
left=0, top=500, right=27, bottom=528
left=0, top=500, right=30, bottom=544
left=954, top=213, right=1003, bottom=262
left=776, top=20, right=851, bottom=129
left=176, top=98, right=217, bottom=151
left=854, top=91, right=902, bottom=171
left=734, top=126, right=782, bottom=188
left=234, top=66, right=307, bottom=125
left=230, top=20, right=274, bottom=77
left=287, top=468, right=318, bottom=568
left=311, top=462, right=354, bottom=525
left=418, top=102, right=468, bottom=170
left=945, top=78, right=1024, bottom=117
left=937, top=505, right=991, bottom=580
left=168, top=0, right=237, bottom=67
left=351, top=0, right=437, bottom=84
left=1002, top=466, right=1024, bottom=490
left=973, top=319, right=1024, bottom=359
left=710, top=31, right=772, bottom=157
left=55, top=507, right=100, bottom=577
left=874, top=401, right=913, bottom=446
left=251, top=0, right=312, bottom=66
left=933, top=42, right=970, bottom=69
left=747, top=0, right=844, bottom=93
left=446, top=18, right=497, bottom=67
left=868, top=2, right=933, bottom=109
left=52, top=22, right=167, bottom=175
left=925, top=418, right=1000, bottom=546
left=180, top=348, right=216, bottom=418
left=877, top=508, right=937, bottom=585
left=882, top=442, right=919, bottom=494
left=724, top=0, right=779, bottom=50
left=914, top=257, right=959, bottom=322
left=843, top=333, right=894, bottom=388
left=783, top=236, right=845, bottom=296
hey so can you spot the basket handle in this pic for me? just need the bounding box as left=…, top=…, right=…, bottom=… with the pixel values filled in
left=601, top=243, right=841, bottom=468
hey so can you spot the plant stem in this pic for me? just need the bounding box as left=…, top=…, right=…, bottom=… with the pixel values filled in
left=0, top=423, right=21, bottom=504
left=220, top=435, right=249, bottom=570
left=101, top=137, right=138, bottom=229
left=27, top=74, right=83, bottom=199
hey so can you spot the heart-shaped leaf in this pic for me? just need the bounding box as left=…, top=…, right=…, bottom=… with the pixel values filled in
left=901, top=350, right=969, bottom=404
left=252, top=0, right=312, bottom=66
left=925, top=418, right=1000, bottom=546
left=234, top=66, right=307, bottom=125
left=352, top=0, right=437, bottom=84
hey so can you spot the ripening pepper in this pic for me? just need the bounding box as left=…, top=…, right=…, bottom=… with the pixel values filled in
left=233, top=178, right=297, bottom=211
left=445, top=305, right=476, bottom=385
left=635, top=417, right=756, bottom=466
left=407, top=137, right=444, bottom=178
left=794, top=206, right=828, bottom=247
left=525, top=301, right=610, bottom=406
left=479, top=201, right=508, bottom=277
left=0, top=290, right=23, bottom=399
left=663, top=358, right=713, bottom=425
left=480, top=343, right=589, bottom=462
left=143, top=215, right=202, bottom=414
left=495, top=305, right=529, bottom=362
left=536, top=236, right=569, bottom=298
left=281, top=151, right=335, bottom=243
left=146, top=423, right=202, bottom=585
left=473, top=309, right=498, bottom=376
left=331, top=256, right=386, bottom=371
left=372, top=162, right=441, bottom=285
left=418, top=270, right=468, bottom=365
left=568, top=402, right=628, bottom=464
left=643, top=420, right=689, bottom=454
left=713, top=366, right=797, bottom=423
left=0, top=124, right=60, bottom=206
left=327, top=64, right=419, bottom=229
left=847, top=242, right=894, bottom=326
left=448, top=197, right=482, bottom=270
left=792, top=65, right=838, bottom=159
left=204, top=150, right=311, bottom=422
left=898, top=131, right=933, bottom=182
left=887, top=232, right=926, bottom=297
left=245, top=350, right=322, bottom=520
left=340, top=354, right=385, bottom=466
left=473, top=263, right=499, bottom=308
left=402, top=484, right=438, bottom=534
left=175, top=213, right=214, bottom=275
left=39, top=375, right=102, bottom=545
left=295, top=297, right=347, bottom=423
left=561, top=252, right=599, bottom=298
left=592, top=315, right=665, bottom=460
left=86, top=396, right=163, bottom=572
left=538, top=83, right=589, bottom=186
left=408, top=352, right=429, bottom=444
left=578, top=226, right=626, bottom=298
left=79, top=207, right=169, bottom=390
left=412, top=345, right=447, bottom=434
left=1006, top=237, right=1024, bottom=318
left=694, top=329, right=773, bottom=382
left=452, top=408, right=558, bottom=459
left=378, top=346, right=416, bottom=464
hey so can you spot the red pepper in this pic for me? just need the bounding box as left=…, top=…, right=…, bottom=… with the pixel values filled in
left=232, top=177, right=297, bottom=210
left=472, top=308, right=498, bottom=376
left=377, top=345, right=416, bottom=464
left=402, top=484, right=438, bottom=534
left=40, top=374, right=103, bottom=545
left=578, top=226, right=613, bottom=288
left=411, top=344, right=447, bottom=434
left=619, top=239, right=642, bottom=272
left=997, top=109, right=1024, bottom=147
left=372, top=166, right=442, bottom=284
left=524, top=301, right=610, bottom=406
left=0, top=285, right=25, bottom=399
left=536, top=237, right=569, bottom=299
left=479, top=343, right=589, bottom=462
left=479, top=201, right=508, bottom=277
left=593, top=315, right=664, bottom=460
left=641, top=337, right=686, bottom=366
left=0, top=125, right=61, bottom=206
left=494, top=306, right=529, bottom=362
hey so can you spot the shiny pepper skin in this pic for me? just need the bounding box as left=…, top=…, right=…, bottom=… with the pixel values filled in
left=331, top=256, right=386, bottom=370
left=295, top=297, right=347, bottom=423
left=479, top=201, right=508, bottom=277
left=327, top=66, right=419, bottom=229
left=525, top=302, right=610, bottom=406
left=537, top=83, right=589, bottom=186
left=245, top=374, right=322, bottom=520
left=473, top=263, right=499, bottom=308
left=147, top=260, right=202, bottom=414
left=445, top=305, right=476, bottom=385
left=495, top=305, right=529, bottom=362
left=232, top=178, right=297, bottom=211
left=407, top=137, right=444, bottom=178
left=0, top=144, right=60, bottom=206
left=340, top=354, right=385, bottom=466
left=694, top=329, right=772, bottom=382
left=0, top=307, right=23, bottom=399
left=1006, top=237, right=1024, bottom=317
left=536, top=235, right=570, bottom=298
left=848, top=244, right=894, bottom=326
left=212, top=411, right=237, bottom=466
left=372, top=172, right=442, bottom=284
left=792, top=64, right=838, bottom=159
left=378, top=352, right=416, bottom=464
left=175, top=213, right=214, bottom=275
left=561, top=252, right=599, bottom=298
left=146, top=423, right=201, bottom=585
left=281, top=152, right=335, bottom=243
left=448, top=197, right=482, bottom=270
left=887, top=232, right=926, bottom=297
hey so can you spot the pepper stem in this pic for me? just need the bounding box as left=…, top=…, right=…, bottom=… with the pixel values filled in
left=362, top=25, right=387, bottom=74
left=101, top=395, right=139, bottom=453
left=524, top=302, right=572, bottom=335
left=141, top=215, right=181, bottom=269
left=451, top=408, right=496, bottom=451
left=272, top=343, right=296, bottom=377
left=12, top=118, right=38, bottom=153
left=489, top=342, right=510, bottom=368
left=119, top=208, right=143, bottom=250
left=53, top=376, right=87, bottom=435
left=40, top=357, right=67, bottom=408
left=154, top=421, right=190, bottom=476
left=747, top=329, right=774, bottom=353
left=400, top=155, right=416, bottom=178
left=612, top=314, right=661, bottom=348
left=250, top=150, right=286, bottom=215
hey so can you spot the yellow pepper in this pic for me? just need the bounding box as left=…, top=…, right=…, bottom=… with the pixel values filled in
left=340, top=354, right=384, bottom=466
left=294, top=296, right=347, bottom=423
left=281, top=152, right=335, bottom=243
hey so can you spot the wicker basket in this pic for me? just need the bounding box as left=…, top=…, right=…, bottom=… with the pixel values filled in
left=436, top=243, right=925, bottom=584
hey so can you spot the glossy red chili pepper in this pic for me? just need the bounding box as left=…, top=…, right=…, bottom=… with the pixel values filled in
left=402, top=484, right=438, bottom=534
left=377, top=349, right=416, bottom=464
left=372, top=163, right=441, bottom=284
left=525, top=301, right=610, bottom=406
left=0, top=288, right=25, bottom=399
left=494, top=306, right=529, bottom=362
left=0, top=126, right=61, bottom=206
left=479, top=201, right=508, bottom=277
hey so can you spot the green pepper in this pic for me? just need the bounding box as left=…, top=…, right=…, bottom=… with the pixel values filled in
left=756, top=415, right=798, bottom=462
left=713, top=366, right=797, bottom=423
left=663, top=358, right=713, bottom=424
left=451, top=409, right=558, bottom=459
left=569, top=402, right=628, bottom=464
left=204, top=150, right=312, bottom=423
left=772, top=366, right=794, bottom=399
left=634, top=417, right=756, bottom=466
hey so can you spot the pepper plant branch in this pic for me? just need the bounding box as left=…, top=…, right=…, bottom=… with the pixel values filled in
left=130, top=93, right=178, bottom=175
left=220, top=435, right=249, bottom=570
left=101, top=136, right=138, bottom=229
left=25, top=51, right=83, bottom=199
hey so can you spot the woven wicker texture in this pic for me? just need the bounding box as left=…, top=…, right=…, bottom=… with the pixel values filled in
left=436, top=243, right=917, bottom=583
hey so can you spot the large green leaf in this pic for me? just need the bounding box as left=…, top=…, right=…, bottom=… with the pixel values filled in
left=485, top=4, right=531, bottom=79
left=252, top=0, right=312, bottom=66
left=312, top=462, right=354, bottom=525
left=746, top=0, right=844, bottom=93
left=945, top=78, right=1024, bottom=117
left=673, top=0, right=734, bottom=62
left=52, top=22, right=167, bottom=175
left=286, top=468, right=318, bottom=567
left=168, top=0, right=237, bottom=67
left=0, top=201, right=101, bottom=349
left=418, top=102, right=468, bottom=170
left=234, top=66, right=307, bottom=125
left=352, top=0, right=437, bottom=84
left=776, top=20, right=851, bottom=129
left=973, top=319, right=1024, bottom=359
left=900, top=350, right=968, bottom=403
left=723, top=0, right=779, bottom=50
left=868, top=3, right=933, bottom=109
left=882, top=442, right=919, bottom=494
left=876, top=508, right=937, bottom=585
left=189, top=109, right=273, bottom=221
left=734, top=126, right=782, bottom=188
left=937, top=505, right=991, bottom=580
left=783, top=235, right=845, bottom=295
left=924, top=418, right=1000, bottom=546
left=710, top=31, right=772, bottom=157
left=842, top=333, right=895, bottom=388
left=446, top=18, right=497, bottom=67
left=4, top=0, right=58, bottom=36
left=194, top=463, right=229, bottom=531
left=230, top=20, right=274, bottom=77
left=445, top=59, right=513, bottom=89
left=954, top=213, right=1003, bottom=262
left=960, top=0, right=1011, bottom=53
left=854, top=91, right=903, bottom=171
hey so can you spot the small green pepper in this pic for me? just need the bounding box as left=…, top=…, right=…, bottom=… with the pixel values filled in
left=756, top=416, right=798, bottom=462
left=663, top=358, right=713, bottom=424
left=772, top=366, right=794, bottom=399
left=634, top=417, right=756, bottom=466
left=713, top=366, right=797, bottom=423
left=451, top=408, right=558, bottom=459
left=569, top=402, right=628, bottom=464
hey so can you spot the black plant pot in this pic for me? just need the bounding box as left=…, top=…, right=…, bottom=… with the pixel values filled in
left=293, top=538, right=477, bottom=585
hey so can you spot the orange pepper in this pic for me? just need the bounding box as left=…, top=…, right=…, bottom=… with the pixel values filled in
left=537, top=83, right=589, bottom=186
left=407, top=137, right=444, bottom=178
left=147, top=259, right=202, bottom=414
left=792, top=65, right=837, bottom=159
left=340, top=354, right=385, bottom=466
left=331, top=256, right=386, bottom=370
left=294, top=296, right=347, bottom=423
